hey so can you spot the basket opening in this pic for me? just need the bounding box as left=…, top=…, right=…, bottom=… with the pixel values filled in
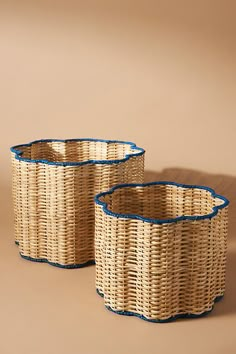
left=101, top=184, right=225, bottom=220
left=16, top=140, right=139, bottom=163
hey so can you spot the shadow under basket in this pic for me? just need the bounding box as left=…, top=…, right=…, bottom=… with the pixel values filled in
left=11, top=138, right=145, bottom=268
left=95, top=181, right=229, bottom=322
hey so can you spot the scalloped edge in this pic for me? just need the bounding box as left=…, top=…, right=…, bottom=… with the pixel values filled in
left=10, top=138, right=145, bottom=166
left=96, top=289, right=224, bottom=323
left=15, top=241, right=95, bottom=269
left=20, top=252, right=95, bottom=269
left=95, top=181, right=229, bottom=224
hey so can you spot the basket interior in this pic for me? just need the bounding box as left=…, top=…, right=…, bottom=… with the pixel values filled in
left=17, top=140, right=139, bottom=163
left=101, top=184, right=225, bottom=219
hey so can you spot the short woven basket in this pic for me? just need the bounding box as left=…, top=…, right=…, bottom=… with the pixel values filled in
left=11, top=139, right=145, bottom=268
left=95, top=181, right=229, bottom=322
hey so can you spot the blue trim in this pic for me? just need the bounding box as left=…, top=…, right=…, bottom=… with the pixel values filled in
left=19, top=253, right=95, bottom=269
left=97, top=288, right=105, bottom=297
left=96, top=289, right=224, bottom=323
left=95, top=181, right=229, bottom=224
left=10, top=138, right=145, bottom=166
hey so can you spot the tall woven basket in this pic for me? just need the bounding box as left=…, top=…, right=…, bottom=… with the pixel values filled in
left=11, top=139, right=145, bottom=268
left=95, top=181, right=229, bottom=322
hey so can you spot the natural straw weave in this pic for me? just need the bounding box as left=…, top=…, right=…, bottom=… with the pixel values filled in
left=95, top=182, right=229, bottom=322
left=11, top=139, right=145, bottom=268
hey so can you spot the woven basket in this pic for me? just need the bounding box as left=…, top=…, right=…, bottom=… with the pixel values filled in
left=11, top=139, right=145, bottom=268
left=95, top=181, right=229, bottom=322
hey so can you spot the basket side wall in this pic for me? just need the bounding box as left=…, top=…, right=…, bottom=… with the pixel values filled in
left=96, top=207, right=228, bottom=321
left=11, top=153, right=144, bottom=266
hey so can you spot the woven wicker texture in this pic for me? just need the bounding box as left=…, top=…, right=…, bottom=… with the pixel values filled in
left=11, top=139, right=145, bottom=267
left=95, top=182, right=229, bottom=322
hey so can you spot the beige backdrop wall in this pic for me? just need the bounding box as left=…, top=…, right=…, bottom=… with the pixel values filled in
left=0, top=0, right=235, bottom=183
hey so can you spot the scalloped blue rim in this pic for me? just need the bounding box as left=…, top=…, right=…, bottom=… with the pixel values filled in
left=96, top=289, right=224, bottom=323
left=95, top=181, right=229, bottom=224
left=10, top=138, right=145, bottom=166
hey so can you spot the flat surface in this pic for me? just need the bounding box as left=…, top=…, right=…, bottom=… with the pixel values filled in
left=1, top=169, right=236, bottom=354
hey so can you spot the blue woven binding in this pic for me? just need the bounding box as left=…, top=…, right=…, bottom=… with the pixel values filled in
left=20, top=254, right=95, bottom=269
left=10, top=138, right=145, bottom=166
left=95, top=181, right=229, bottom=224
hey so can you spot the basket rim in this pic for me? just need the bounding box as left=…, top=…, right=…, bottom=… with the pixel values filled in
left=95, top=181, right=229, bottom=224
left=10, top=138, right=145, bottom=166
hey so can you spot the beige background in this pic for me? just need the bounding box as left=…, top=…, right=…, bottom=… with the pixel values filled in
left=0, top=1, right=235, bottom=354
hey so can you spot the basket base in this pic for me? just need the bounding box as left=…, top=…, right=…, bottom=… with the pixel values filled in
left=15, top=240, right=95, bottom=268
left=19, top=252, right=95, bottom=269
left=96, top=288, right=224, bottom=323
